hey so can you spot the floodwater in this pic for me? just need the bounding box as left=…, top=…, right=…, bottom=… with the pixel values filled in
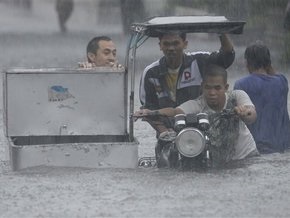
left=0, top=1, right=290, bottom=218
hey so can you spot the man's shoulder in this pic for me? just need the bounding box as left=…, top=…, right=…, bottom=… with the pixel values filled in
left=231, top=89, right=245, bottom=93
left=275, top=73, right=289, bottom=83
left=235, top=74, right=253, bottom=83
left=234, top=75, right=254, bottom=90
left=185, top=51, right=211, bottom=56
left=184, top=51, right=210, bottom=61
left=145, top=59, right=160, bottom=68
left=228, top=89, right=250, bottom=101
left=228, top=90, right=254, bottom=107
left=144, top=59, right=161, bottom=73
left=143, top=58, right=166, bottom=79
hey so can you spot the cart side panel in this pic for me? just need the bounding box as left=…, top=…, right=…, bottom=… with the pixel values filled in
left=5, top=70, right=126, bottom=136
left=4, top=68, right=139, bottom=170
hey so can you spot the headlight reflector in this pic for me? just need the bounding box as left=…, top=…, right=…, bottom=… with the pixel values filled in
left=175, top=128, right=205, bottom=157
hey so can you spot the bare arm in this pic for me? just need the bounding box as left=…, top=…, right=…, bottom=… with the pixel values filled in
left=134, top=107, right=184, bottom=118
left=234, top=105, right=257, bottom=124
left=159, top=107, right=184, bottom=117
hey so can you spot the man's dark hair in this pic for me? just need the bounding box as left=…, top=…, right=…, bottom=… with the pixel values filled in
left=244, top=41, right=271, bottom=70
left=158, top=31, right=187, bottom=41
left=203, top=64, right=228, bottom=83
left=86, top=36, right=112, bottom=57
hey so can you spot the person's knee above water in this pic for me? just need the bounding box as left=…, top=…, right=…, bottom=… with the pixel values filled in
left=135, top=64, right=259, bottom=163
left=78, top=36, right=122, bottom=68
left=234, top=41, right=290, bottom=153
left=139, top=31, right=235, bottom=137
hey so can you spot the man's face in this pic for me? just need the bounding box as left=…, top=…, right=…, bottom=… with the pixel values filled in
left=202, top=75, right=229, bottom=111
left=89, top=40, right=117, bottom=66
left=159, top=34, right=187, bottom=63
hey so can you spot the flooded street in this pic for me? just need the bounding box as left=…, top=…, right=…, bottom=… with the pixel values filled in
left=1, top=151, right=290, bottom=217
left=1, top=1, right=290, bottom=217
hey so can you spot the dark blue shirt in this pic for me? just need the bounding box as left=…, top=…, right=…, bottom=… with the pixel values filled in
left=234, top=73, right=290, bottom=153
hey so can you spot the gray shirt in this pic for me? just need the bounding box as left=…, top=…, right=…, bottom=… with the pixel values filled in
left=177, top=90, right=257, bottom=160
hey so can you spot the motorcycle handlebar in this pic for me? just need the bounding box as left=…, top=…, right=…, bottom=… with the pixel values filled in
left=131, top=110, right=166, bottom=120
left=132, top=108, right=251, bottom=120
left=219, top=108, right=251, bottom=117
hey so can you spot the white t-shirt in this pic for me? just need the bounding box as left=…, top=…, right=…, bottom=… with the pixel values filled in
left=177, top=90, right=257, bottom=160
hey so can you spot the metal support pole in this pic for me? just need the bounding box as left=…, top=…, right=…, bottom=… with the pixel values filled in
left=129, top=33, right=140, bottom=142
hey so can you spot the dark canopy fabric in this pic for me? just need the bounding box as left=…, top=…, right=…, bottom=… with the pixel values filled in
left=131, top=16, right=246, bottom=36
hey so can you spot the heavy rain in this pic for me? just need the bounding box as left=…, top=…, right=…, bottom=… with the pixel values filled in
left=0, top=0, right=290, bottom=217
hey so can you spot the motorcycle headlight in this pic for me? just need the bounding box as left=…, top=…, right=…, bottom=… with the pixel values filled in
left=175, top=127, right=205, bottom=157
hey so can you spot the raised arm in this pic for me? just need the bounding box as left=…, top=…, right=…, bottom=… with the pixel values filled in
left=159, top=107, right=184, bottom=117
left=134, top=107, right=184, bottom=118
left=219, top=33, right=234, bottom=53
left=201, top=33, right=234, bottom=70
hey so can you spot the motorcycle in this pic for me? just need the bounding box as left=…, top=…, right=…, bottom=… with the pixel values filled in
left=137, top=109, right=239, bottom=170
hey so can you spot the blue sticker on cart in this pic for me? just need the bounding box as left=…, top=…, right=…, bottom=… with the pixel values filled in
left=48, top=85, right=74, bottom=101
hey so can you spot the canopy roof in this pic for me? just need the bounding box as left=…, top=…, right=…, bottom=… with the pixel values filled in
left=131, top=16, right=246, bottom=37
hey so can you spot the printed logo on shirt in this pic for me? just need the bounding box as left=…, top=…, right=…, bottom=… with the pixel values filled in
left=184, top=71, right=191, bottom=80
left=177, top=60, right=203, bottom=89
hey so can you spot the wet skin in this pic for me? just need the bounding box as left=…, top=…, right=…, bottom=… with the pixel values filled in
left=88, top=40, right=117, bottom=67
left=159, top=34, right=188, bottom=69
left=202, top=75, right=229, bottom=111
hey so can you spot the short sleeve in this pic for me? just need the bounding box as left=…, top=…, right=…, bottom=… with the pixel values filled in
left=177, top=98, right=202, bottom=114
left=233, top=90, right=254, bottom=107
